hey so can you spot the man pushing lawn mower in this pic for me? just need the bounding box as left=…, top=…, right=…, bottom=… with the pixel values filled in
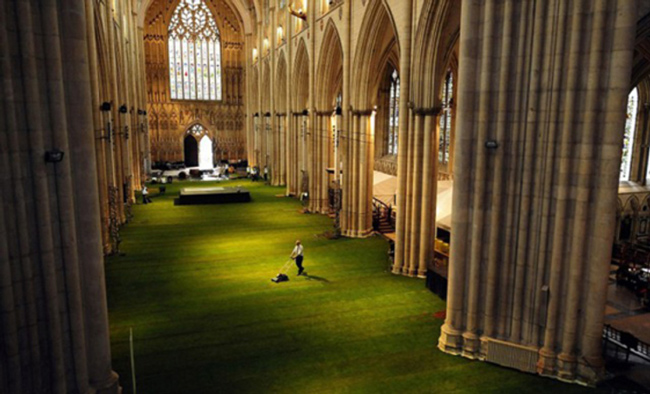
left=271, top=240, right=306, bottom=283
left=291, top=240, right=305, bottom=276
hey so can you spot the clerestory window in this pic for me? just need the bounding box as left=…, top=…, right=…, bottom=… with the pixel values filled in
left=621, top=87, right=639, bottom=181
left=388, top=69, right=400, bottom=155
left=439, top=71, right=453, bottom=164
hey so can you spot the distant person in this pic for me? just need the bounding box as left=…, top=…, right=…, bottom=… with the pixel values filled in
left=290, top=240, right=305, bottom=276
left=264, top=165, right=268, bottom=181
left=142, top=185, right=152, bottom=204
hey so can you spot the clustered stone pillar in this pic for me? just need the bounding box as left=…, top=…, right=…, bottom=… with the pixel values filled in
left=309, top=111, right=334, bottom=213
left=392, top=107, right=438, bottom=277
left=253, top=113, right=260, bottom=167
left=0, top=0, right=121, bottom=393
left=439, top=0, right=637, bottom=385
left=300, top=113, right=309, bottom=196
left=264, top=112, right=272, bottom=171
left=273, top=113, right=287, bottom=186
left=341, top=110, right=374, bottom=237
left=287, top=112, right=306, bottom=196
left=88, top=0, right=148, bottom=254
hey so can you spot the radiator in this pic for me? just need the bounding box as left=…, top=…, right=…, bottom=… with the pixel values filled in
left=485, top=338, right=539, bottom=373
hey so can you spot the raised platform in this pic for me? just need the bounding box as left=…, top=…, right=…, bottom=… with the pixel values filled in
left=174, top=187, right=251, bottom=205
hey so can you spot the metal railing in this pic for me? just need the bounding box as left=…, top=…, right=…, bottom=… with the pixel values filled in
left=603, top=324, right=650, bottom=363
left=372, top=197, right=395, bottom=232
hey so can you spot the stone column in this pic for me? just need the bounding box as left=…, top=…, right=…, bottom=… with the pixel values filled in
left=439, top=0, right=637, bottom=385
left=341, top=109, right=374, bottom=237
left=418, top=112, right=438, bottom=277
left=0, top=0, right=122, bottom=392
left=393, top=108, right=415, bottom=273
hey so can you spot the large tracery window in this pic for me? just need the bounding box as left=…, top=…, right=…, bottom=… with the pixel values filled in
left=168, top=0, right=222, bottom=101
left=388, top=69, right=400, bottom=155
left=439, top=71, right=453, bottom=164
left=620, top=87, right=638, bottom=181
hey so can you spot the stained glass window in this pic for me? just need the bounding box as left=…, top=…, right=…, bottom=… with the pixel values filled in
left=439, top=71, right=453, bottom=164
left=621, top=87, right=638, bottom=181
left=169, top=0, right=222, bottom=101
left=189, top=124, right=205, bottom=135
left=388, top=69, right=399, bottom=155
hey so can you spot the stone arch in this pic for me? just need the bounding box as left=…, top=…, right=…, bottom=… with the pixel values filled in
left=643, top=194, right=650, bottom=213
left=183, top=123, right=210, bottom=167
left=411, top=0, right=461, bottom=108
left=315, top=19, right=343, bottom=110
left=621, top=196, right=641, bottom=241
left=351, top=0, right=400, bottom=109
left=276, top=50, right=288, bottom=111
left=273, top=50, right=289, bottom=186
left=139, top=0, right=253, bottom=35
left=311, top=20, right=344, bottom=213
left=262, top=59, right=271, bottom=112
left=252, top=66, right=259, bottom=107
left=292, top=38, right=310, bottom=111
left=625, top=195, right=641, bottom=214
left=631, top=10, right=650, bottom=88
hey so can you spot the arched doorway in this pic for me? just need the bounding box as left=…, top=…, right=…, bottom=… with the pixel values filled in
left=199, top=135, right=214, bottom=170
left=184, top=124, right=212, bottom=168
left=184, top=135, right=198, bottom=167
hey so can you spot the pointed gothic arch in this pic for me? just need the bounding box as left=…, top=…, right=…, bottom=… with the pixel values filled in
left=292, top=38, right=310, bottom=111
left=183, top=123, right=209, bottom=167
left=351, top=0, right=400, bottom=109
left=276, top=50, right=288, bottom=111
left=315, top=20, right=343, bottom=110
left=410, top=0, right=461, bottom=107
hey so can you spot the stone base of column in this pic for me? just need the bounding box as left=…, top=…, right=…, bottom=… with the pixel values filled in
left=342, top=228, right=374, bottom=238
left=439, top=332, right=603, bottom=386
left=358, top=228, right=374, bottom=238
left=576, top=357, right=605, bottom=386
left=389, top=264, right=427, bottom=278
left=93, top=371, right=120, bottom=394
left=537, top=347, right=557, bottom=377
left=390, top=264, right=405, bottom=275
left=537, top=350, right=603, bottom=386
left=405, top=267, right=418, bottom=277
left=461, top=331, right=481, bottom=359
left=438, top=323, right=465, bottom=355
left=557, top=352, right=578, bottom=382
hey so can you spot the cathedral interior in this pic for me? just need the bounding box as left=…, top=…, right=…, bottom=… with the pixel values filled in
left=4, top=0, right=650, bottom=393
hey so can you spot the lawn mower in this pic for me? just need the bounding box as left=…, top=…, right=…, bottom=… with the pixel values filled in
left=271, top=259, right=293, bottom=283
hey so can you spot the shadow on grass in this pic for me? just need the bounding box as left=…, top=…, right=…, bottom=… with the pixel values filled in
left=303, top=274, right=330, bottom=283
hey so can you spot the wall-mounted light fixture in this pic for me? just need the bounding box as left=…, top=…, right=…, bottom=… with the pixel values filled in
left=289, top=3, right=307, bottom=20
left=45, top=149, right=65, bottom=163
left=119, top=105, right=128, bottom=114
left=485, top=140, right=499, bottom=149
left=277, top=26, right=284, bottom=44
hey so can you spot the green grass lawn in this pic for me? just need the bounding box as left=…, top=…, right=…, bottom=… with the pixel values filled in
left=106, top=180, right=600, bottom=393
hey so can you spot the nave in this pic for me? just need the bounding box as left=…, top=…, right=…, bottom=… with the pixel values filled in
left=105, top=180, right=594, bottom=394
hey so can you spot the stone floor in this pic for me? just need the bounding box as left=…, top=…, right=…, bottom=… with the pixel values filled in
left=604, top=274, right=650, bottom=391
